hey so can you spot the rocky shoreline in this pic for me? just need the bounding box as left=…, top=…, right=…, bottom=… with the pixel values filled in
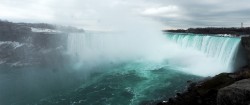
left=157, top=66, right=250, bottom=105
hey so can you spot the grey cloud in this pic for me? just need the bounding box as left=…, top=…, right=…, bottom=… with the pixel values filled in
left=0, top=0, right=250, bottom=29
left=148, top=0, right=250, bottom=28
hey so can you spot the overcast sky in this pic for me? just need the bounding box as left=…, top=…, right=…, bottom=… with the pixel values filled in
left=1, top=0, right=250, bottom=29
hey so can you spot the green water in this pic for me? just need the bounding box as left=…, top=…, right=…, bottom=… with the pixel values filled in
left=33, top=61, right=201, bottom=105
left=0, top=61, right=201, bottom=105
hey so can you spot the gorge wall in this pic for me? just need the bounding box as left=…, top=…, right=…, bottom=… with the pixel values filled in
left=241, top=37, right=250, bottom=67
left=0, top=20, right=83, bottom=68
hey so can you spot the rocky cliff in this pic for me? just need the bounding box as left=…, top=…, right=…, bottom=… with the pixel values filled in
left=217, top=79, right=250, bottom=105
left=242, top=37, right=250, bottom=67
left=157, top=67, right=250, bottom=105
left=0, top=20, right=83, bottom=67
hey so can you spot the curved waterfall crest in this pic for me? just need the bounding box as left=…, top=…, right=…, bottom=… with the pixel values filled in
left=66, top=32, right=246, bottom=76
left=165, top=33, right=245, bottom=71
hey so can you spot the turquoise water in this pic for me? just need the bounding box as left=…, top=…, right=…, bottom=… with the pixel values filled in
left=34, top=61, right=201, bottom=105
left=0, top=62, right=201, bottom=105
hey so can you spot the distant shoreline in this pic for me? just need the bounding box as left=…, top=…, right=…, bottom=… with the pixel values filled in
left=163, top=27, right=250, bottom=36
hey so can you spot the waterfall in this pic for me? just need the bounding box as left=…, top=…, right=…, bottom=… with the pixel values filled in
left=67, top=32, right=112, bottom=67
left=165, top=33, right=246, bottom=71
left=67, top=32, right=132, bottom=61
left=66, top=32, right=246, bottom=76
left=66, top=31, right=167, bottom=69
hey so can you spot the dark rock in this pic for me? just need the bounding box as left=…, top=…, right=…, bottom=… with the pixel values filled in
left=242, top=37, right=250, bottom=67
left=156, top=72, right=247, bottom=105
left=168, top=98, right=174, bottom=103
left=187, top=80, right=192, bottom=83
left=217, top=79, right=250, bottom=105
left=242, top=37, right=250, bottom=51
left=187, top=82, right=197, bottom=92
left=176, top=93, right=181, bottom=97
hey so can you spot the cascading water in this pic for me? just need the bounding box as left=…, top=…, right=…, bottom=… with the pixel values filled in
left=66, top=30, right=170, bottom=70
left=165, top=33, right=246, bottom=73
left=67, top=32, right=246, bottom=76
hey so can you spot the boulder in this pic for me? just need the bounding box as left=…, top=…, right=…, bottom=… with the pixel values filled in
left=217, top=79, right=250, bottom=105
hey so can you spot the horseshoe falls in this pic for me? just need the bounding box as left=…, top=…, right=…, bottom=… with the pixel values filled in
left=67, top=32, right=246, bottom=77
left=164, top=33, right=247, bottom=76
left=165, top=34, right=241, bottom=68
left=0, top=31, right=247, bottom=105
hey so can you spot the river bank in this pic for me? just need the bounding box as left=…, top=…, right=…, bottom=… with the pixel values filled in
left=157, top=66, right=250, bottom=105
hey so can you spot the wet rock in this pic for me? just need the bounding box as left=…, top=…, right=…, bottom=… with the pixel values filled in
left=156, top=72, right=240, bottom=105
left=176, top=93, right=181, bottom=97
left=168, top=98, right=174, bottom=103
left=217, top=79, right=250, bottom=105
left=187, top=80, right=192, bottom=83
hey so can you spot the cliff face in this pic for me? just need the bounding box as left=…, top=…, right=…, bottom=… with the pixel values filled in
left=0, top=20, right=87, bottom=105
left=217, top=79, right=250, bottom=105
left=241, top=37, right=250, bottom=67
left=157, top=67, right=250, bottom=105
left=0, top=20, right=83, bottom=67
